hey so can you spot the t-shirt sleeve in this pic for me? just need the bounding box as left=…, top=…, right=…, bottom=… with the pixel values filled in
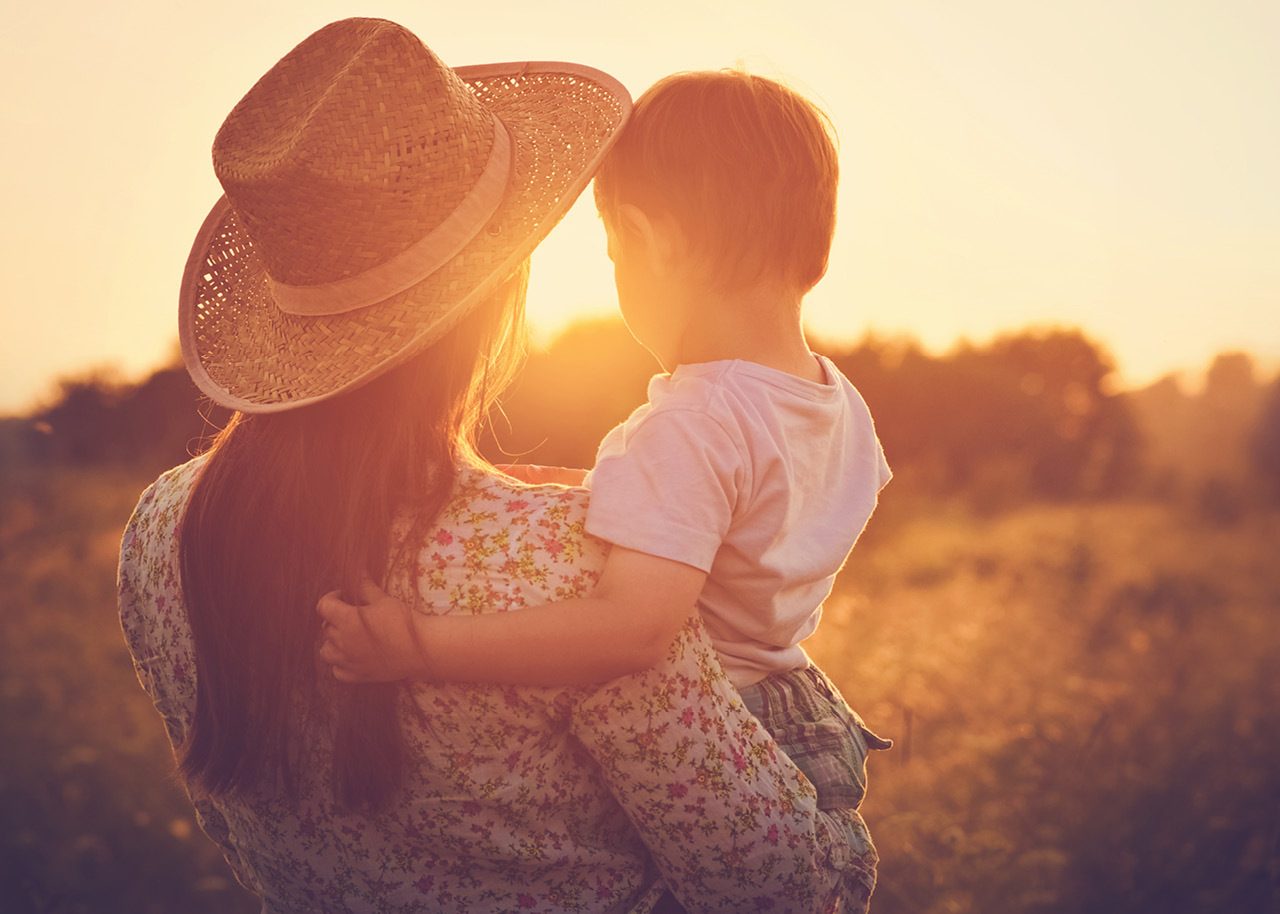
left=876, top=437, right=892, bottom=491
left=585, top=408, right=743, bottom=573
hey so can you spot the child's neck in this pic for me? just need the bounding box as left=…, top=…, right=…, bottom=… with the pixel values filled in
left=674, top=284, right=823, bottom=383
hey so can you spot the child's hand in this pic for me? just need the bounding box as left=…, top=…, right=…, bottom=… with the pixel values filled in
left=316, top=579, right=423, bottom=683
left=496, top=464, right=588, bottom=486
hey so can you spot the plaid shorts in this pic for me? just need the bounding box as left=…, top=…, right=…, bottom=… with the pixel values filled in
left=738, top=664, right=892, bottom=912
left=738, top=663, right=892, bottom=812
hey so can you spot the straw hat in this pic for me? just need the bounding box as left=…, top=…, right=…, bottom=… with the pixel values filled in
left=179, top=18, right=631, bottom=413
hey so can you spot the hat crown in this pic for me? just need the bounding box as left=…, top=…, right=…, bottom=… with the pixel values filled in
left=212, top=18, right=497, bottom=286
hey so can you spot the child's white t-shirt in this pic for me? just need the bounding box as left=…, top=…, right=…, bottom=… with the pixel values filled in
left=583, top=354, right=891, bottom=687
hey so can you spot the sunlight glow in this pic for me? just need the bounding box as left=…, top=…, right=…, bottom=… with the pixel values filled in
left=1, top=0, right=1277, bottom=413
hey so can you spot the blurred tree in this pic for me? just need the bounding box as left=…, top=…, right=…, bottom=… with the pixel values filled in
left=1251, top=377, right=1280, bottom=502
left=1126, top=374, right=1193, bottom=497
left=1197, top=352, right=1263, bottom=482
left=1129, top=352, right=1268, bottom=503
left=827, top=327, right=1141, bottom=501
left=24, top=367, right=228, bottom=473
left=8, top=322, right=1156, bottom=505
left=25, top=370, right=124, bottom=465
left=986, top=329, right=1141, bottom=497
left=115, top=367, right=231, bottom=466
left=0, top=418, right=35, bottom=464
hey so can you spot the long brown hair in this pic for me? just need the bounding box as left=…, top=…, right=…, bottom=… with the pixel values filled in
left=178, top=262, right=529, bottom=812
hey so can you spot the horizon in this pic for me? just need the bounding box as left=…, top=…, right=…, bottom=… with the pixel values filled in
left=2, top=0, right=1277, bottom=414
left=7, top=311, right=1276, bottom=420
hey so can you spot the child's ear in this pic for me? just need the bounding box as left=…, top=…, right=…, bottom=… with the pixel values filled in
left=614, top=203, right=654, bottom=249
left=615, top=203, right=684, bottom=275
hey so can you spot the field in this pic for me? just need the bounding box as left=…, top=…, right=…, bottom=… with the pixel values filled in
left=2, top=465, right=1277, bottom=913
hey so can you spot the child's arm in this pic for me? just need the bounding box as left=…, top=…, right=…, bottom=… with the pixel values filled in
left=317, top=545, right=706, bottom=687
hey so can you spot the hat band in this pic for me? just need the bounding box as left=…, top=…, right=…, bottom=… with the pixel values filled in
left=268, top=114, right=513, bottom=317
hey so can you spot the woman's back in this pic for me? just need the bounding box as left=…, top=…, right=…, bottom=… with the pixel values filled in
left=120, top=458, right=852, bottom=913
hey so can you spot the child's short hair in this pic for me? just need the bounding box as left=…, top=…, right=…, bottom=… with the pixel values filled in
left=594, top=70, right=838, bottom=293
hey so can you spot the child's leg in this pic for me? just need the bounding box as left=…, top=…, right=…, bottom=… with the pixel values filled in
left=737, top=665, right=891, bottom=912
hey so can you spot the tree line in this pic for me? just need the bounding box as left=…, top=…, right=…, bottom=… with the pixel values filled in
left=8, top=319, right=1278, bottom=507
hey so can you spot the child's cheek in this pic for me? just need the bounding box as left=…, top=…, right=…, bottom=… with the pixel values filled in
left=614, top=259, right=651, bottom=328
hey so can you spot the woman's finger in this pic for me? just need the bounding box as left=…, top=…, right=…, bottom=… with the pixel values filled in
left=316, top=590, right=347, bottom=623
left=318, top=641, right=344, bottom=665
left=358, top=577, right=388, bottom=604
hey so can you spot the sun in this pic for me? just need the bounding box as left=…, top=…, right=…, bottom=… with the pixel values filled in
left=522, top=195, right=621, bottom=345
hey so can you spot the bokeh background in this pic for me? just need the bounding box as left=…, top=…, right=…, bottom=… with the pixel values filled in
left=2, top=2, right=1277, bottom=913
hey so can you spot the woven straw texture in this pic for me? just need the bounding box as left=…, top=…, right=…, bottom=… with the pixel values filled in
left=181, top=19, right=630, bottom=413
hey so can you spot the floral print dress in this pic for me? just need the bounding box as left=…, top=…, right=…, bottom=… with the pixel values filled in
left=118, top=457, right=867, bottom=913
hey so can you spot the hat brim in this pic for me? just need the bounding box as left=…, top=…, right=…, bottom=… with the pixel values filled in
left=180, top=62, right=631, bottom=414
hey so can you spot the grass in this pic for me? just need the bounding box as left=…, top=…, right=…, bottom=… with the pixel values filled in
left=0, top=467, right=258, bottom=913
left=812, top=496, right=1280, bottom=913
left=2, top=466, right=1277, bottom=912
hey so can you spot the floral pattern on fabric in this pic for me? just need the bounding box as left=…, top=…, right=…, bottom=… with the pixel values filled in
left=119, top=457, right=869, bottom=913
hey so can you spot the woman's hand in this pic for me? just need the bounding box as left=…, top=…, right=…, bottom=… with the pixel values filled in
left=316, top=579, right=425, bottom=683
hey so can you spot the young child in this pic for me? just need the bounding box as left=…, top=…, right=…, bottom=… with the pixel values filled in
left=319, top=69, right=892, bottom=848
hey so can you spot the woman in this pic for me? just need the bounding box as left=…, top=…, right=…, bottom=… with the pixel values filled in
left=119, top=18, right=864, bottom=913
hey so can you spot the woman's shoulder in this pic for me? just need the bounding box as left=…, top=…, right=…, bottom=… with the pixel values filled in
left=118, top=456, right=210, bottom=742
left=121, top=455, right=209, bottom=561
left=449, top=463, right=592, bottom=519
left=390, top=463, right=606, bottom=611
left=441, top=463, right=598, bottom=544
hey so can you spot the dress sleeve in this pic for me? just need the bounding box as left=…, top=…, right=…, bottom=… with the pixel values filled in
left=569, top=616, right=852, bottom=913
left=585, top=408, right=743, bottom=572
left=117, top=465, right=260, bottom=895
left=189, top=793, right=260, bottom=895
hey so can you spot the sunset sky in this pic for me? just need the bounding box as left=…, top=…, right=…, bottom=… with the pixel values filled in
left=2, top=0, right=1277, bottom=414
